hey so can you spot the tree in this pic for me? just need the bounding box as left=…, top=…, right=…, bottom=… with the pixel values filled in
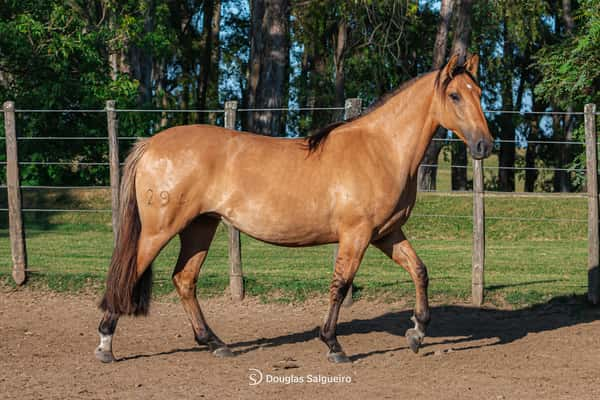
left=333, top=17, right=347, bottom=109
left=1, top=0, right=595, bottom=193
left=291, top=1, right=338, bottom=130
left=535, top=0, right=599, bottom=192
left=472, top=0, right=548, bottom=192
left=535, top=0, right=599, bottom=109
left=247, top=0, right=290, bottom=136
left=418, top=0, right=454, bottom=191
left=127, top=0, right=156, bottom=106
left=197, top=0, right=222, bottom=124
left=449, top=0, right=473, bottom=191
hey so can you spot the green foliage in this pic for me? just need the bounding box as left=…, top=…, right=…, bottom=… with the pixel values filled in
left=534, top=0, right=600, bottom=109
left=0, top=0, right=595, bottom=190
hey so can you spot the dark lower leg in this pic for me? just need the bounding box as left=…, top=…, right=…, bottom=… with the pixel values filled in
left=99, top=311, right=119, bottom=335
left=95, top=311, right=119, bottom=362
left=405, top=263, right=430, bottom=353
left=412, top=265, right=430, bottom=331
left=320, top=277, right=350, bottom=355
left=179, top=288, right=232, bottom=356
left=173, top=255, right=232, bottom=355
left=186, top=300, right=227, bottom=351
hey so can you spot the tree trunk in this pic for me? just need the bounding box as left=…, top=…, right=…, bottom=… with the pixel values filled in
left=525, top=123, right=539, bottom=192
left=451, top=144, right=468, bottom=190
left=432, top=0, right=455, bottom=69
left=308, top=49, right=329, bottom=130
left=154, top=59, right=169, bottom=130
left=0, top=70, right=12, bottom=89
left=449, top=0, right=472, bottom=191
left=181, top=62, right=190, bottom=125
left=208, top=0, right=222, bottom=125
left=418, top=0, right=454, bottom=191
left=247, top=0, right=290, bottom=136
left=197, top=0, right=222, bottom=124
left=553, top=0, right=575, bottom=192
left=525, top=95, right=545, bottom=192
left=108, top=8, right=129, bottom=81
left=562, top=0, right=574, bottom=32
left=128, top=0, right=155, bottom=106
left=333, top=19, right=347, bottom=111
left=498, top=18, right=515, bottom=192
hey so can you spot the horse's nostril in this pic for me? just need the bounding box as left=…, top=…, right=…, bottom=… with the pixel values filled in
left=476, top=139, right=485, bottom=154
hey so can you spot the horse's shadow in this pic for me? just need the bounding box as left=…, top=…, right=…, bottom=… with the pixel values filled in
left=119, top=294, right=600, bottom=362
left=228, top=294, right=599, bottom=361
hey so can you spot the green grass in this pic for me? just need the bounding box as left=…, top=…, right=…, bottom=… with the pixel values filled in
left=0, top=190, right=589, bottom=308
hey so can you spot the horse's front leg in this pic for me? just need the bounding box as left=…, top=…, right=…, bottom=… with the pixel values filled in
left=373, top=228, right=430, bottom=353
left=320, top=225, right=371, bottom=363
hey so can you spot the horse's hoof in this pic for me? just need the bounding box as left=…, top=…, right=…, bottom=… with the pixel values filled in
left=327, top=351, right=351, bottom=363
left=94, top=348, right=115, bottom=363
left=212, top=346, right=234, bottom=358
left=405, top=328, right=424, bottom=354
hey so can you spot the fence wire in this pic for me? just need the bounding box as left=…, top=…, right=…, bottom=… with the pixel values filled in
left=0, top=106, right=595, bottom=226
left=0, top=160, right=589, bottom=174
left=0, top=207, right=588, bottom=224
left=3, top=107, right=597, bottom=115
left=3, top=136, right=594, bottom=146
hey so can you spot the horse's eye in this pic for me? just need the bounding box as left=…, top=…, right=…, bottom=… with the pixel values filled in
left=449, top=92, right=460, bottom=102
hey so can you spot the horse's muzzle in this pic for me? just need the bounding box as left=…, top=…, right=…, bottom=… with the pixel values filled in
left=470, top=138, right=492, bottom=160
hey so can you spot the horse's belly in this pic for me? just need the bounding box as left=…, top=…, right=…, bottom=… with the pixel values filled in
left=224, top=214, right=335, bottom=247
left=217, top=196, right=336, bottom=246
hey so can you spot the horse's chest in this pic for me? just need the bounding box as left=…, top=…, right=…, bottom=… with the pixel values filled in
left=373, top=189, right=417, bottom=239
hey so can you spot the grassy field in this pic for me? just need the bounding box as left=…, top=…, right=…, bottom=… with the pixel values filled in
left=0, top=148, right=590, bottom=306
left=0, top=187, right=589, bottom=307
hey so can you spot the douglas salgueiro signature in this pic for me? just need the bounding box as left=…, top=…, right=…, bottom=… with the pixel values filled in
left=248, top=368, right=352, bottom=386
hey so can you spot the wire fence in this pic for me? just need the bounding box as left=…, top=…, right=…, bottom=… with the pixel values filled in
left=0, top=105, right=595, bottom=225
left=0, top=160, right=591, bottom=173
left=0, top=135, right=593, bottom=146
left=1, top=101, right=599, bottom=305
left=5, top=106, right=600, bottom=115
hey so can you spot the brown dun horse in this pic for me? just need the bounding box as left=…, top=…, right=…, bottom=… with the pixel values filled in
left=95, top=54, right=492, bottom=363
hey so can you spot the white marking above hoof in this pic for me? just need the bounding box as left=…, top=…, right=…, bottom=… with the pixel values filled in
left=95, top=333, right=114, bottom=363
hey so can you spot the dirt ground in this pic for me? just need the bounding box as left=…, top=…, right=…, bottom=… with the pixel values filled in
left=1, top=289, right=600, bottom=400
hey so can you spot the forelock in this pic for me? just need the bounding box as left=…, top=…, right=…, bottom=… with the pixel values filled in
left=435, top=66, right=480, bottom=93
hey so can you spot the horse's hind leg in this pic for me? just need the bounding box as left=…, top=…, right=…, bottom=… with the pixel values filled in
left=373, top=228, right=430, bottom=354
left=172, top=216, right=233, bottom=357
left=95, top=311, right=119, bottom=363
left=95, top=229, right=171, bottom=363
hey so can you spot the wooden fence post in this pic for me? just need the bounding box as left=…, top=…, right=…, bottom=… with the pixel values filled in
left=472, top=158, right=485, bottom=306
left=334, top=98, right=362, bottom=307
left=585, top=103, right=599, bottom=305
left=106, top=100, right=120, bottom=243
left=224, top=101, right=244, bottom=301
left=4, top=101, right=27, bottom=285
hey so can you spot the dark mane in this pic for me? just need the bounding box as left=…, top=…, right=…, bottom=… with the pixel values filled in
left=305, top=66, right=479, bottom=152
left=306, top=121, right=347, bottom=151
left=304, top=74, right=425, bottom=152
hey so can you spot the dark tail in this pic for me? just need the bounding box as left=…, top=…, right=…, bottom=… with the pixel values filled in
left=100, top=139, right=152, bottom=316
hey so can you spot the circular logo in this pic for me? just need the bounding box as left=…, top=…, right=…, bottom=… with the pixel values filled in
left=248, top=368, right=264, bottom=386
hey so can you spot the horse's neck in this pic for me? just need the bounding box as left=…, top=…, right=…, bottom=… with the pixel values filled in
left=360, top=73, right=440, bottom=178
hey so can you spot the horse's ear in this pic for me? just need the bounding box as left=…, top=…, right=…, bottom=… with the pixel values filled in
left=441, top=53, right=460, bottom=81
left=466, top=54, right=479, bottom=78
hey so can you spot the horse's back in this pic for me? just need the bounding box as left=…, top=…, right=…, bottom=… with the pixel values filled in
left=135, top=125, right=340, bottom=244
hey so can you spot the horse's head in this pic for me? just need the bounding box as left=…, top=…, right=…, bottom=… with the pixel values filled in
left=434, top=54, right=493, bottom=160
